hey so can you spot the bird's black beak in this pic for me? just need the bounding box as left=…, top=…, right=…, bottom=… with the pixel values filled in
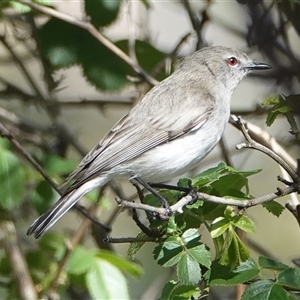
left=245, top=62, right=271, bottom=70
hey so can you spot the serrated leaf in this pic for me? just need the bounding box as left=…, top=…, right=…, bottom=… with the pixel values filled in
left=38, top=18, right=128, bottom=91
left=232, top=215, right=255, bottom=233
left=219, top=229, right=250, bottom=269
left=84, top=0, right=122, bottom=27
left=181, top=228, right=200, bottom=244
left=210, top=217, right=230, bottom=238
left=177, top=254, right=201, bottom=285
left=177, top=177, right=192, bottom=189
left=127, top=231, right=147, bottom=260
left=210, top=259, right=259, bottom=286
left=192, top=162, right=226, bottom=187
left=187, top=244, right=211, bottom=269
left=86, top=257, right=130, bottom=300
left=262, top=200, right=285, bottom=217
left=211, top=174, right=248, bottom=196
left=242, top=280, right=294, bottom=300
left=66, top=246, right=95, bottom=275
left=0, top=145, right=26, bottom=210
left=258, top=256, right=289, bottom=271
left=277, top=268, right=300, bottom=290
left=116, top=39, right=166, bottom=78
left=38, top=18, right=80, bottom=68
left=154, top=237, right=182, bottom=267
left=262, top=94, right=293, bottom=126
left=97, top=250, right=143, bottom=278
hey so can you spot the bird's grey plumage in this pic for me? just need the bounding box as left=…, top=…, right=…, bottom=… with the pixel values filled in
left=27, top=46, right=270, bottom=238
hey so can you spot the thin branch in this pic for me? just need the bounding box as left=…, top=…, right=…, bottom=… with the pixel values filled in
left=116, top=184, right=297, bottom=217
left=104, top=236, right=157, bottom=243
left=0, top=34, right=44, bottom=99
left=0, top=122, right=60, bottom=193
left=15, top=0, right=158, bottom=86
left=181, top=0, right=204, bottom=50
left=285, top=110, right=300, bottom=143
left=0, top=221, right=37, bottom=300
left=0, top=122, right=109, bottom=230
left=231, top=116, right=297, bottom=170
left=232, top=115, right=300, bottom=184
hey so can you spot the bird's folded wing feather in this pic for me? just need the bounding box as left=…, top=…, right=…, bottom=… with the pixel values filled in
left=63, top=87, right=215, bottom=191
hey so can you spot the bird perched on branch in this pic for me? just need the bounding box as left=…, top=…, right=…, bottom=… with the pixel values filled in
left=27, top=46, right=270, bottom=238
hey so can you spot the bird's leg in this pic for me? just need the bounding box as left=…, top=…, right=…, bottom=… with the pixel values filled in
left=132, top=176, right=172, bottom=215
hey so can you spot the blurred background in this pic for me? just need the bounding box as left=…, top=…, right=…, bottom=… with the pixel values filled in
left=0, top=0, right=299, bottom=299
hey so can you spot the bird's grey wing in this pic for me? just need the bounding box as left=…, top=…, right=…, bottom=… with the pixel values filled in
left=63, top=114, right=130, bottom=184
left=64, top=87, right=214, bottom=191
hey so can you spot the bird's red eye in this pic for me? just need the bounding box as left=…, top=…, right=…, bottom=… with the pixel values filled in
left=227, top=57, right=238, bottom=66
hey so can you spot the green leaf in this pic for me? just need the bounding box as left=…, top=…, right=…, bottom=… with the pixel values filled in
left=160, top=280, right=178, bottom=300
left=154, top=237, right=182, bottom=267
left=44, top=154, right=77, bottom=176
left=181, top=228, right=199, bottom=244
left=262, top=95, right=293, bottom=126
left=211, top=174, right=247, bottom=196
left=232, top=215, right=255, bottom=233
left=66, top=246, right=95, bottom=275
left=187, top=244, right=211, bottom=269
left=31, top=180, right=57, bottom=214
left=177, top=253, right=201, bottom=285
left=258, top=256, right=289, bottom=271
left=192, top=162, right=260, bottom=197
left=38, top=18, right=129, bottom=90
left=177, top=177, right=192, bottom=189
left=38, top=232, right=66, bottom=260
left=160, top=281, right=201, bottom=300
left=38, top=18, right=80, bottom=68
left=97, top=250, right=143, bottom=278
left=0, top=144, right=26, bottom=210
left=86, top=256, right=130, bottom=300
left=116, top=39, right=166, bottom=77
left=262, top=200, right=285, bottom=217
left=127, top=231, right=147, bottom=260
left=210, top=259, right=259, bottom=286
left=219, top=229, right=250, bottom=269
left=210, top=217, right=230, bottom=238
left=277, top=268, right=300, bottom=290
left=242, top=280, right=296, bottom=300
left=10, top=1, right=31, bottom=13
left=84, top=0, right=122, bottom=27
left=192, top=162, right=226, bottom=187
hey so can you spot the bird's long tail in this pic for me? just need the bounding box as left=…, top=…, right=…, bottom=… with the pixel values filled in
left=27, top=177, right=106, bottom=238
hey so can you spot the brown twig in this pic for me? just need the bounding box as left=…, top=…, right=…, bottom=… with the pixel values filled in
left=181, top=0, right=204, bottom=50
left=105, top=236, right=157, bottom=243
left=0, top=221, right=37, bottom=300
left=115, top=184, right=297, bottom=216
left=0, top=122, right=60, bottom=193
left=233, top=115, right=300, bottom=184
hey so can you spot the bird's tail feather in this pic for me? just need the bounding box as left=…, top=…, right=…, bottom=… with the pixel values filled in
left=27, top=177, right=107, bottom=238
left=27, top=189, right=80, bottom=238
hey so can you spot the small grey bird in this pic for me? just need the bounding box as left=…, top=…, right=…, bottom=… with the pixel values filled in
left=27, top=46, right=270, bottom=238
